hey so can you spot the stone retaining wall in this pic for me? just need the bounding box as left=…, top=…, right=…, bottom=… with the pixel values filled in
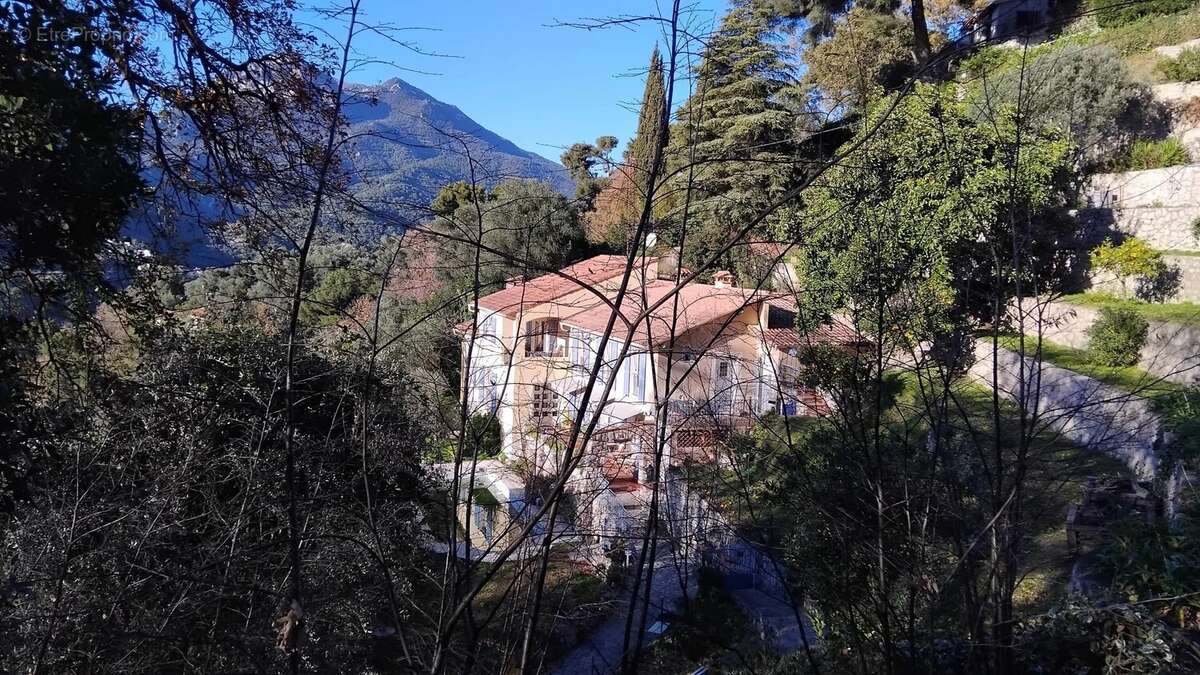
left=969, top=343, right=1161, bottom=478
left=1087, top=254, right=1200, bottom=304
left=1153, top=81, right=1200, bottom=106
left=1077, top=206, right=1200, bottom=251
left=1081, top=165, right=1200, bottom=257
left=1008, top=299, right=1200, bottom=385
left=1088, top=164, right=1200, bottom=211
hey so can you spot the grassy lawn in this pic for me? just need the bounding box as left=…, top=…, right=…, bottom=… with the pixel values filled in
left=994, top=334, right=1188, bottom=404
left=1058, top=293, right=1200, bottom=327
left=892, top=371, right=1129, bottom=613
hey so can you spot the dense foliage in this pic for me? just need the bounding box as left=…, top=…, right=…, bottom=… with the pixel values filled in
left=968, top=44, right=1155, bottom=167
left=801, top=8, right=915, bottom=111
left=790, top=84, right=1074, bottom=338
left=1089, top=0, right=1195, bottom=28
left=1087, top=305, right=1150, bottom=366
left=0, top=319, right=429, bottom=671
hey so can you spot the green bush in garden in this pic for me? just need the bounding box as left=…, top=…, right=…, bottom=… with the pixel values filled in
left=1087, top=306, right=1150, bottom=366
left=1155, top=47, right=1200, bottom=81
left=1111, top=138, right=1190, bottom=170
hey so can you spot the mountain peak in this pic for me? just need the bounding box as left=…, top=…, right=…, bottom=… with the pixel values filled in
left=343, top=78, right=572, bottom=211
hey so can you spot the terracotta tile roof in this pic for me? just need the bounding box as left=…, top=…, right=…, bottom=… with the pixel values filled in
left=474, top=254, right=652, bottom=318
left=761, top=320, right=864, bottom=349
left=561, top=280, right=766, bottom=347
left=745, top=240, right=792, bottom=259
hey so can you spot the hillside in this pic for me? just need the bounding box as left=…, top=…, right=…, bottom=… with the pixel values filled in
left=345, top=78, right=574, bottom=211
left=126, top=78, right=574, bottom=267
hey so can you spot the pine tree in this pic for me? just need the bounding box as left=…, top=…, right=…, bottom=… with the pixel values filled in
left=665, top=0, right=798, bottom=271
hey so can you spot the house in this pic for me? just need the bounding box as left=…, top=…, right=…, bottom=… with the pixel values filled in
left=437, top=459, right=528, bottom=550
left=455, top=254, right=865, bottom=547
left=960, top=0, right=1055, bottom=46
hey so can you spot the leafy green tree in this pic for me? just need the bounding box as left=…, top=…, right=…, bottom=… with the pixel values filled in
left=435, top=178, right=587, bottom=290
left=1090, top=237, right=1165, bottom=298
left=790, top=84, right=1074, bottom=340
left=761, top=0, right=934, bottom=64
left=561, top=135, right=618, bottom=210
left=301, top=267, right=372, bottom=326
left=0, top=3, right=142, bottom=291
left=801, top=8, right=916, bottom=111
left=665, top=0, right=799, bottom=271
left=431, top=180, right=491, bottom=217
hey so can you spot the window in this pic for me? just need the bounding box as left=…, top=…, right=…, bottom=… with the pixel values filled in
left=479, top=314, right=497, bottom=337
left=631, top=352, right=646, bottom=400
left=531, top=385, right=559, bottom=428
left=524, top=318, right=562, bottom=356
left=570, top=332, right=592, bottom=368
left=718, top=360, right=730, bottom=378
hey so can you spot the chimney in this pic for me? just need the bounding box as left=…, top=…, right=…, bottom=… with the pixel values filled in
left=656, top=252, right=679, bottom=280
left=713, top=270, right=735, bottom=288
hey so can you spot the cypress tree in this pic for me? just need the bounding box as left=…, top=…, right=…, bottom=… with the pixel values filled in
left=625, top=46, right=666, bottom=181
left=587, top=47, right=668, bottom=250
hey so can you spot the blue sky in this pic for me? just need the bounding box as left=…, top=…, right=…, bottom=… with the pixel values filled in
left=324, top=1, right=727, bottom=163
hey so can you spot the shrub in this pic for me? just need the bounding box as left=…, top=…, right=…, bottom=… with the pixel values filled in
left=969, top=45, right=1150, bottom=165
left=437, top=413, right=502, bottom=460
left=1089, top=0, right=1194, bottom=28
left=1193, top=216, right=1200, bottom=243
left=1103, top=9, right=1200, bottom=55
left=1090, top=237, right=1165, bottom=296
left=1111, top=137, right=1190, bottom=170
left=1017, top=600, right=1187, bottom=673
left=1155, top=46, right=1200, bottom=81
left=1087, top=306, right=1149, bottom=366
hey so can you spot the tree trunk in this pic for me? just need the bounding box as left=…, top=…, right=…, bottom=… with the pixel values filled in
left=911, top=0, right=932, bottom=66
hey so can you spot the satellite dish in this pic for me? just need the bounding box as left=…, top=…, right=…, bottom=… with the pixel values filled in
left=645, top=233, right=658, bottom=250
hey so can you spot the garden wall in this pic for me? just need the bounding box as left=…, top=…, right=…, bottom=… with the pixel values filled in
left=1077, top=206, right=1199, bottom=251
left=1080, top=164, right=1200, bottom=253
left=968, top=343, right=1162, bottom=478
left=1153, top=81, right=1200, bottom=105
left=1086, top=253, right=1200, bottom=303
left=1007, top=299, right=1200, bottom=385
left=1088, top=164, right=1200, bottom=210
